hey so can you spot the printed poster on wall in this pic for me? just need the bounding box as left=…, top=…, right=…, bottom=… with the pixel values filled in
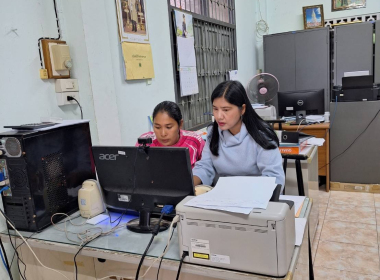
left=116, top=0, right=149, bottom=43
left=121, top=42, right=155, bottom=80
left=174, top=10, right=198, bottom=97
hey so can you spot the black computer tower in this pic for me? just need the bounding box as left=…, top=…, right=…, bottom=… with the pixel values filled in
left=0, top=122, right=96, bottom=232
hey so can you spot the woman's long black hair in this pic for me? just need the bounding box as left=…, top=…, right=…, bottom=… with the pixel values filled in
left=152, top=101, right=182, bottom=126
left=209, top=81, right=279, bottom=156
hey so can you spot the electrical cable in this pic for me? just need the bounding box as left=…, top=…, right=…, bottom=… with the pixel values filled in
left=100, top=215, right=179, bottom=280
left=1, top=209, right=25, bottom=279
left=0, top=237, right=13, bottom=280
left=74, top=237, right=99, bottom=280
left=38, top=0, right=61, bottom=69
left=0, top=210, right=70, bottom=280
left=319, top=106, right=380, bottom=171
left=67, top=96, right=83, bottom=120
left=108, top=210, right=126, bottom=224
left=156, top=227, right=175, bottom=280
left=296, top=119, right=305, bottom=132
left=7, top=227, right=26, bottom=280
left=176, top=251, right=188, bottom=280
left=135, top=234, right=155, bottom=280
left=138, top=213, right=179, bottom=279
left=0, top=248, right=8, bottom=274
left=10, top=232, right=38, bottom=268
left=135, top=212, right=165, bottom=280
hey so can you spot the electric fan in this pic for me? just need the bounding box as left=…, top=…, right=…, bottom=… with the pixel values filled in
left=246, top=73, right=279, bottom=119
left=246, top=73, right=279, bottom=104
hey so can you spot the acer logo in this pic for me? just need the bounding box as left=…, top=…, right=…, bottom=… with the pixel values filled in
left=99, top=154, right=119, bottom=160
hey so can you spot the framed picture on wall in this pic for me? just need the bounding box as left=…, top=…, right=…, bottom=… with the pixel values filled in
left=115, top=0, right=149, bottom=43
left=332, top=0, right=366, bottom=12
left=302, top=5, right=325, bottom=30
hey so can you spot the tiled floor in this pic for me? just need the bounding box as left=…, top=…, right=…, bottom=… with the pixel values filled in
left=313, top=188, right=380, bottom=279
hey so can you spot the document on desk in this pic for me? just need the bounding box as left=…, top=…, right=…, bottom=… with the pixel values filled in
left=185, top=177, right=277, bottom=214
left=306, top=115, right=324, bottom=123
left=305, top=138, right=325, bottom=146
left=279, top=195, right=306, bottom=217
left=295, top=218, right=307, bottom=246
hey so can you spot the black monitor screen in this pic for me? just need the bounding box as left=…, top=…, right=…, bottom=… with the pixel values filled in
left=278, top=89, right=324, bottom=117
left=92, top=146, right=194, bottom=233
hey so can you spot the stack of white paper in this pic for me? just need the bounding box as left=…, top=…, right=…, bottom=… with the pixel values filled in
left=306, top=115, right=324, bottom=123
left=185, top=177, right=277, bottom=214
left=305, top=138, right=325, bottom=146
left=295, top=218, right=307, bottom=246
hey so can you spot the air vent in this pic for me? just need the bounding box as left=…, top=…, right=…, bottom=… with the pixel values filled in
left=219, top=225, right=232, bottom=230
left=8, top=167, right=28, bottom=189
left=4, top=138, right=22, bottom=157
left=42, top=151, right=68, bottom=212
left=206, top=224, right=216, bottom=228
left=187, top=222, right=198, bottom=226
left=254, top=229, right=268, bottom=234
left=235, top=226, right=247, bottom=231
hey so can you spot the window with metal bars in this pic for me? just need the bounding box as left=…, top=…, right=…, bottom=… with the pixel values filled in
left=168, top=0, right=237, bottom=130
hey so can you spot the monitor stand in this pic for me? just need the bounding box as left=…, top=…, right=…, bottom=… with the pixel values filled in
left=295, top=110, right=307, bottom=124
left=127, top=208, right=170, bottom=233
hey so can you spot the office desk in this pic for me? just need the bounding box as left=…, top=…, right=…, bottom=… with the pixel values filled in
left=276, top=123, right=330, bottom=192
left=1, top=201, right=313, bottom=280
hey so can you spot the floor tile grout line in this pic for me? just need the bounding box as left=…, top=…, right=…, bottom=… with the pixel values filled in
left=323, top=217, right=376, bottom=225
left=313, top=265, right=380, bottom=278
left=374, top=196, right=380, bottom=266
left=318, top=239, right=380, bottom=249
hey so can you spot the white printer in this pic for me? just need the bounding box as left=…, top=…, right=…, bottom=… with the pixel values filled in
left=176, top=196, right=295, bottom=277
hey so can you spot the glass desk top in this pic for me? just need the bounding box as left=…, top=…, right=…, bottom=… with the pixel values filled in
left=1, top=198, right=311, bottom=266
left=3, top=212, right=181, bottom=261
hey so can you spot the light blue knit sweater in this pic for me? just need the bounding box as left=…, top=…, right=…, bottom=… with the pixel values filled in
left=193, top=123, right=285, bottom=189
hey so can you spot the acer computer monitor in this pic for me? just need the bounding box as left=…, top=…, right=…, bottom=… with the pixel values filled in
left=92, top=146, right=194, bottom=233
left=278, top=89, right=324, bottom=117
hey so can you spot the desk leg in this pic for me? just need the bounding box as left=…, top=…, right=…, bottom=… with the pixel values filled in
left=308, top=222, right=315, bottom=280
left=295, top=159, right=305, bottom=196
left=283, top=158, right=287, bottom=194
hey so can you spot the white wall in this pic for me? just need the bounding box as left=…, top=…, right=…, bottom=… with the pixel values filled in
left=0, top=1, right=258, bottom=278
left=236, top=0, right=258, bottom=85
left=0, top=1, right=99, bottom=142
left=266, top=0, right=380, bottom=35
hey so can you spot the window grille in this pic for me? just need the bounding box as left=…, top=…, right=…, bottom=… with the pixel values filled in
left=168, top=0, right=237, bottom=130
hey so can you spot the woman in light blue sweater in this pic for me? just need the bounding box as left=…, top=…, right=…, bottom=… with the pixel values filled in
left=193, top=81, right=285, bottom=190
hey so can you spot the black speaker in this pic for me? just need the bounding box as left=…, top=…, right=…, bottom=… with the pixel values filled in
left=281, top=131, right=299, bottom=144
left=0, top=122, right=96, bottom=232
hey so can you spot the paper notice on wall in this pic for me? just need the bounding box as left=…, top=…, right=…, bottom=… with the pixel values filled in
left=180, top=67, right=198, bottom=96
left=228, top=70, right=238, bottom=81
left=177, top=37, right=196, bottom=67
left=121, top=42, right=155, bottom=80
